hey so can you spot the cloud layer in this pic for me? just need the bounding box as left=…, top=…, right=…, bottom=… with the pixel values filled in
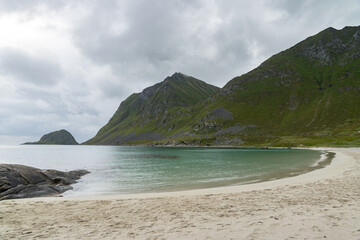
left=0, top=0, right=359, bottom=143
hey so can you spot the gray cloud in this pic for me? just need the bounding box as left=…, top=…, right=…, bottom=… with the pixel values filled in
left=0, top=0, right=67, bottom=13
left=75, top=1, right=184, bottom=64
left=0, top=48, right=62, bottom=86
left=72, top=0, right=360, bottom=89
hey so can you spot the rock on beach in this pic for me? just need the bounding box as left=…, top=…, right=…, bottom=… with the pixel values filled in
left=0, top=164, right=89, bottom=200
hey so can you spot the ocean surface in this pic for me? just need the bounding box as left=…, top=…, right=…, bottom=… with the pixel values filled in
left=0, top=145, right=327, bottom=196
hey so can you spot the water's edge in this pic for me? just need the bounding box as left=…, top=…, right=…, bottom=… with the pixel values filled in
left=67, top=149, right=333, bottom=196
left=235, top=151, right=334, bottom=187
left=0, top=145, right=329, bottom=197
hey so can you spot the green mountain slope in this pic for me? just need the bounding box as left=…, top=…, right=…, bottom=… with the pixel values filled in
left=201, top=26, right=360, bottom=146
left=85, top=73, right=220, bottom=144
left=87, top=26, right=360, bottom=147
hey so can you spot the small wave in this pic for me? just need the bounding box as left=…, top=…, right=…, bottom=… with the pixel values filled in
left=129, top=154, right=179, bottom=160
left=197, top=176, right=239, bottom=183
left=311, top=151, right=328, bottom=167
left=235, top=179, right=262, bottom=185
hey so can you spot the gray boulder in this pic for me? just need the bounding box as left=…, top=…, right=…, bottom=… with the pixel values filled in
left=0, top=164, right=89, bottom=200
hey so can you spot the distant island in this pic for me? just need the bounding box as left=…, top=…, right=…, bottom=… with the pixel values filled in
left=85, top=26, right=360, bottom=147
left=24, top=129, right=79, bottom=145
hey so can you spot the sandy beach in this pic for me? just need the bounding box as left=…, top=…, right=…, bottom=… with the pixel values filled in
left=0, top=147, right=359, bottom=239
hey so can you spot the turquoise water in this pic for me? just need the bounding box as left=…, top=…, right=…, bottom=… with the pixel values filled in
left=0, top=145, right=325, bottom=196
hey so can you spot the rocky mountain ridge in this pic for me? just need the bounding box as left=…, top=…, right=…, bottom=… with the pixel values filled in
left=87, top=26, right=360, bottom=147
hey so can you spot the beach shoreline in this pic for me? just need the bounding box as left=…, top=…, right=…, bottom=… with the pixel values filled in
left=23, top=147, right=351, bottom=201
left=1, top=147, right=359, bottom=239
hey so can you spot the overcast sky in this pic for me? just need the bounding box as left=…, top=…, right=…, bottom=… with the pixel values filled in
left=0, top=0, right=359, bottom=144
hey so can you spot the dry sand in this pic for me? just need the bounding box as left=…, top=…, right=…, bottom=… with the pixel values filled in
left=0, top=148, right=359, bottom=240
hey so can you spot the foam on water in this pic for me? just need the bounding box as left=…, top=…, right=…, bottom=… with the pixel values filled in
left=311, top=151, right=328, bottom=167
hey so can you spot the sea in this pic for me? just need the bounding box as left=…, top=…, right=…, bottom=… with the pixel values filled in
left=0, top=145, right=329, bottom=196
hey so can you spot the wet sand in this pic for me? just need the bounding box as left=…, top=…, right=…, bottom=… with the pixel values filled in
left=0, top=148, right=359, bottom=239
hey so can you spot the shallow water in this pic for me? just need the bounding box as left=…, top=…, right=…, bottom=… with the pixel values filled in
left=0, top=145, right=325, bottom=196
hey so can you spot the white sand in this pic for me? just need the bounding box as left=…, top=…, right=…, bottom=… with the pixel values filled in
left=0, top=148, right=359, bottom=239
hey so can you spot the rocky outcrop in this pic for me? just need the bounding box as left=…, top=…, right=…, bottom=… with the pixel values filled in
left=24, top=129, right=79, bottom=145
left=0, top=164, right=89, bottom=200
left=209, top=107, right=233, bottom=120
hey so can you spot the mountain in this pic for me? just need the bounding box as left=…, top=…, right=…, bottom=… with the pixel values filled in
left=24, top=129, right=79, bottom=145
left=85, top=73, right=220, bottom=144
left=203, top=26, right=360, bottom=146
left=87, top=26, right=360, bottom=147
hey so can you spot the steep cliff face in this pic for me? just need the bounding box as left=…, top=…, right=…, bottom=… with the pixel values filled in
left=24, top=129, right=79, bottom=145
left=87, top=26, right=360, bottom=147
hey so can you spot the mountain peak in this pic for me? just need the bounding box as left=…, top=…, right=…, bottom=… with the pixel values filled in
left=163, top=72, right=189, bottom=82
left=226, top=25, right=360, bottom=90
left=171, top=72, right=187, bottom=78
left=324, top=26, right=337, bottom=32
left=86, top=73, right=220, bottom=145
